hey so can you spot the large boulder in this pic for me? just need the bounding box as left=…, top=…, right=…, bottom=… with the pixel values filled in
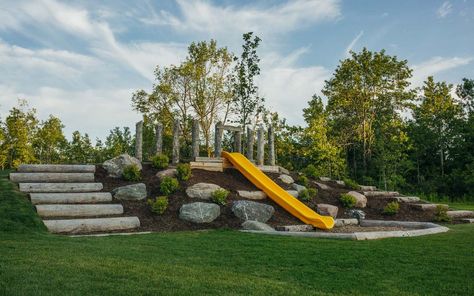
left=242, top=220, right=274, bottom=231
left=179, top=202, right=220, bottom=223
left=232, top=200, right=274, bottom=222
left=103, top=154, right=142, bottom=178
left=112, top=183, right=147, bottom=201
left=186, top=183, right=223, bottom=200
left=286, top=190, right=299, bottom=198
left=292, top=183, right=307, bottom=193
left=278, top=174, right=294, bottom=184
left=156, top=168, right=177, bottom=180
left=347, top=191, right=367, bottom=208
left=237, top=190, right=267, bottom=200
left=316, top=204, right=338, bottom=218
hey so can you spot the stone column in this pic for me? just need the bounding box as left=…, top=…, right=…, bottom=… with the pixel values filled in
left=155, top=123, right=163, bottom=155
left=268, top=125, right=275, bottom=166
left=172, top=119, right=180, bottom=165
left=257, top=125, right=265, bottom=165
left=135, top=121, right=143, bottom=162
left=192, top=119, right=200, bottom=159
left=246, top=127, right=254, bottom=161
left=214, top=121, right=223, bottom=157
left=234, top=131, right=242, bottom=153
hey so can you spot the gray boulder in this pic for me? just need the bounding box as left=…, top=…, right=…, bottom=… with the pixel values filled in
left=292, top=183, right=307, bottom=193
left=316, top=204, right=338, bottom=218
left=347, top=191, right=367, bottom=208
left=286, top=190, right=299, bottom=198
left=315, top=182, right=331, bottom=190
left=278, top=166, right=290, bottom=175
left=347, top=209, right=366, bottom=221
left=278, top=174, right=294, bottom=184
left=186, top=183, right=223, bottom=200
left=179, top=202, right=220, bottom=223
left=232, top=200, right=274, bottom=222
left=241, top=220, right=275, bottom=231
left=156, top=168, right=177, bottom=180
left=103, top=154, right=142, bottom=178
left=112, top=183, right=147, bottom=201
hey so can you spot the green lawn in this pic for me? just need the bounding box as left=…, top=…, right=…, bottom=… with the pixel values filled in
left=1, top=170, right=473, bottom=296
left=447, top=202, right=474, bottom=211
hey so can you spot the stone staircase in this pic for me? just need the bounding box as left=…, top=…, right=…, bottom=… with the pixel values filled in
left=10, top=164, right=140, bottom=234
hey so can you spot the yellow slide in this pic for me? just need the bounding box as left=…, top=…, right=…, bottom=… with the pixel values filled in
left=222, top=152, right=335, bottom=230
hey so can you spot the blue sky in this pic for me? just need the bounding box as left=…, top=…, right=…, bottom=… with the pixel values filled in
left=0, top=0, right=473, bottom=140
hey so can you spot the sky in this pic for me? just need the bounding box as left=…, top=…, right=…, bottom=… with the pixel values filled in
left=0, top=0, right=473, bottom=141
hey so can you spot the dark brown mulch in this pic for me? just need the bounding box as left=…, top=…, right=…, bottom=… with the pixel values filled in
left=94, top=165, right=436, bottom=233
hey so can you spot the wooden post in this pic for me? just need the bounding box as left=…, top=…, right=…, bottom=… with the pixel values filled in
left=257, top=125, right=265, bottom=165
left=234, top=131, right=242, bottom=153
left=172, top=119, right=180, bottom=165
left=246, top=127, right=254, bottom=161
left=214, top=121, right=223, bottom=157
left=155, top=123, right=163, bottom=155
left=268, top=125, right=275, bottom=166
left=192, top=119, right=200, bottom=159
left=135, top=121, right=143, bottom=162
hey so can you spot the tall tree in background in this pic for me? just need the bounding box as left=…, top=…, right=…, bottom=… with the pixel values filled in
left=104, top=127, right=133, bottom=158
left=66, top=131, right=95, bottom=164
left=232, top=32, right=265, bottom=131
left=33, top=115, right=67, bottom=164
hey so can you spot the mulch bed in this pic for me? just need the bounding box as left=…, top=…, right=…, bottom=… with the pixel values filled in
left=94, top=165, right=436, bottom=233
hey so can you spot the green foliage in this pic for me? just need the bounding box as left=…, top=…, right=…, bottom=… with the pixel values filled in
left=160, top=177, right=179, bottom=195
left=382, top=201, right=400, bottom=215
left=122, top=164, right=142, bottom=181
left=33, top=115, right=67, bottom=164
left=151, top=153, right=169, bottom=169
left=176, top=163, right=191, bottom=181
left=343, top=178, right=360, bottom=190
left=211, top=189, right=229, bottom=205
left=148, top=196, right=168, bottom=215
left=340, top=193, right=357, bottom=208
left=104, top=127, right=133, bottom=159
left=434, top=205, right=452, bottom=222
left=297, top=175, right=309, bottom=187
left=299, top=188, right=317, bottom=202
left=302, top=164, right=319, bottom=179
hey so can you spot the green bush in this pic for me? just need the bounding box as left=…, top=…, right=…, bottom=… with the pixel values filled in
left=151, top=153, right=169, bottom=169
left=434, top=205, right=452, bottom=222
left=343, top=178, right=360, bottom=190
left=176, top=163, right=192, bottom=181
left=383, top=201, right=400, bottom=215
left=297, top=175, right=309, bottom=187
left=308, top=188, right=318, bottom=198
left=211, top=189, right=229, bottom=205
left=122, top=164, right=141, bottom=181
left=299, top=188, right=318, bottom=202
left=148, top=196, right=168, bottom=215
left=340, top=193, right=357, bottom=208
left=303, top=164, right=319, bottom=179
left=160, top=177, right=179, bottom=195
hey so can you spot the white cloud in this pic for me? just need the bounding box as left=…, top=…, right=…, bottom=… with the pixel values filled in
left=344, top=30, right=364, bottom=58
left=411, top=56, right=473, bottom=86
left=437, top=1, right=453, bottom=18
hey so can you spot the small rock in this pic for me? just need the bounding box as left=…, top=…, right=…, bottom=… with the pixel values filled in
left=241, top=220, right=275, bottom=231
left=278, top=174, right=294, bottom=184
left=286, top=190, right=299, bottom=198
left=315, top=182, right=331, bottom=190
left=347, top=209, right=366, bottom=221
left=103, top=154, right=142, bottom=178
left=232, top=200, right=274, bottom=222
left=112, top=183, right=147, bottom=201
left=335, top=180, right=345, bottom=186
left=278, top=166, right=290, bottom=175
left=319, top=177, right=331, bottom=181
left=237, top=190, right=267, bottom=200
left=156, top=168, right=177, bottom=180
left=186, top=183, right=223, bottom=200
left=347, top=191, right=367, bottom=208
left=292, top=183, right=307, bottom=193
left=179, top=202, right=220, bottom=223
left=316, top=204, right=338, bottom=218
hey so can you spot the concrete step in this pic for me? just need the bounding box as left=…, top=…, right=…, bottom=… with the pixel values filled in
left=410, top=203, right=448, bottom=211
left=364, top=191, right=399, bottom=197
left=36, top=204, right=123, bottom=217
left=43, top=217, right=140, bottom=234
left=394, top=196, right=420, bottom=203
left=10, top=172, right=94, bottom=183
left=447, top=210, right=474, bottom=219
left=30, top=192, right=112, bottom=204
left=19, top=183, right=103, bottom=193
left=18, top=164, right=95, bottom=173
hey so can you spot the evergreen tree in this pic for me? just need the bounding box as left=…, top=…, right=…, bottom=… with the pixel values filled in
left=34, top=115, right=67, bottom=164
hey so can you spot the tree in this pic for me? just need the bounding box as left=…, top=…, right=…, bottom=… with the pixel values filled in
left=456, top=78, right=474, bottom=113
left=33, top=115, right=67, bottom=164
left=232, top=32, right=265, bottom=131
left=66, top=131, right=95, bottom=164
left=104, top=127, right=133, bottom=158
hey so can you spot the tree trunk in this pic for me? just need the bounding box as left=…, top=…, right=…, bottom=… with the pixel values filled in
left=135, top=121, right=143, bottom=162
left=172, top=119, right=180, bottom=165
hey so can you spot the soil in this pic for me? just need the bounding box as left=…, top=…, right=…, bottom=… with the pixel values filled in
left=94, top=165, right=437, bottom=233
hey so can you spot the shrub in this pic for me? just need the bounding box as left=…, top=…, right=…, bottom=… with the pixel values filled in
left=297, top=175, right=309, bottom=187
left=340, top=193, right=357, bottom=208
left=308, top=188, right=318, bottom=198
left=434, top=205, right=452, bottom=222
left=343, top=178, right=360, bottom=190
left=148, top=196, right=168, bottom=215
left=303, top=164, right=319, bottom=179
left=151, top=153, right=169, bottom=169
left=211, top=189, right=229, bottom=205
left=176, top=163, right=192, bottom=181
left=122, top=164, right=141, bottom=181
left=383, top=201, right=400, bottom=215
left=299, top=188, right=318, bottom=202
left=160, top=177, right=179, bottom=195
